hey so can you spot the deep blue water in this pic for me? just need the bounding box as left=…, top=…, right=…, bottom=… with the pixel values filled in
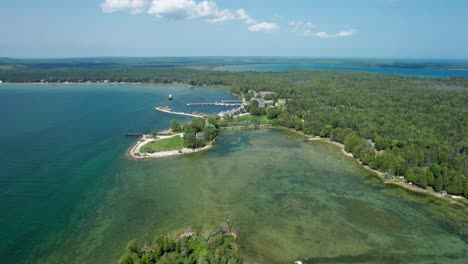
left=221, top=63, right=468, bottom=78
left=0, top=84, right=237, bottom=264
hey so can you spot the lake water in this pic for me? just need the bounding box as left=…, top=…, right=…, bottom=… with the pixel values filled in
left=0, top=84, right=466, bottom=264
left=220, top=64, right=468, bottom=78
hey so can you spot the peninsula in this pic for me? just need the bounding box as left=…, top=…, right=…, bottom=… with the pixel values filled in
left=130, top=86, right=467, bottom=205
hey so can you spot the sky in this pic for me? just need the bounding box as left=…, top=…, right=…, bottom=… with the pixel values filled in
left=0, top=0, right=467, bottom=59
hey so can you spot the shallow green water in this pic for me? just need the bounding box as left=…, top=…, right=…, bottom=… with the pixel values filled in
left=0, top=85, right=467, bottom=264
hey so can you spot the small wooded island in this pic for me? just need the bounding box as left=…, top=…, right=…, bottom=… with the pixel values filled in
left=117, top=224, right=242, bottom=264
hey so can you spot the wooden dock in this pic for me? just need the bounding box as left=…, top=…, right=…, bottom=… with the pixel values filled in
left=187, top=100, right=243, bottom=106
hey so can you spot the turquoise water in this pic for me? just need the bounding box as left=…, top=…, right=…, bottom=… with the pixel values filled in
left=0, top=84, right=236, bottom=263
left=220, top=64, right=468, bottom=78
left=0, top=84, right=467, bottom=264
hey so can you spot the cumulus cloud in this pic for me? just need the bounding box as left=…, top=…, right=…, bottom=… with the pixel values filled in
left=100, top=0, right=148, bottom=15
left=147, top=0, right=262, bottom=25
left=336, top=29, right=356, bottom=37
left=100, top=0, right=276, bottom=33
left=315, top=32, right=329, bottom=38
left=235, top=9, right=255, bottom=25
left=289, top=21, right=315, bottom=36
left=248, top=22, right=279, bottom=33
left=288, top=20, right=356, bottom=39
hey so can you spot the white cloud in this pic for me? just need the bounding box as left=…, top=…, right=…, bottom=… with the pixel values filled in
left=288, top=20, right=356, bottom=39
left=289, top=20, right=315, bottom=36
left=336, top=29, right=356, bottom=37
left=100, top=0, right=148, bottom=15
left=147, top=0, right=255, bottom=25
left=315, top=32, right=329, bottom=38
left=235, top=9, right=255, bottom=25
left=248, top=22, right=279, bottom=33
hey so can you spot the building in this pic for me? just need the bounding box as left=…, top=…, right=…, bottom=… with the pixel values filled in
left=254, top=98, right=273, bottom=108
left=258, top=91, right=275, bottom=98
left=218, top=106, right=246, bottom=118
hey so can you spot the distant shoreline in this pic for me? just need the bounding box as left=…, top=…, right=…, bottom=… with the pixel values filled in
left=0, top=81, right=190, bottom=86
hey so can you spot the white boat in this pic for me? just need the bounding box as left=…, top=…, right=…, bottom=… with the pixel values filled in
left=168, top=94, right=173, bottom=100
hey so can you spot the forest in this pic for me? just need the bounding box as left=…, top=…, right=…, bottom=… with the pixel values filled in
left=1, top=62, right=467, bottom=197
left=117, top=225, right=242, bottom=264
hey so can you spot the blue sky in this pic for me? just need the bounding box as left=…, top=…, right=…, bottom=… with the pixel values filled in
left=1, top=0, right=467, bottom=58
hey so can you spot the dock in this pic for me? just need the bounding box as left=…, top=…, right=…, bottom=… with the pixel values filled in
left=155, top=106, right=206, bottom=118
left=126, top=133, right=144, bottom=137
left=187, top=100, right=244, bottom=106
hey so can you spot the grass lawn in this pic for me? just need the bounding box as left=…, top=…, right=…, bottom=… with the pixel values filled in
left=141, top=136, right=184, bottom=153
left=237, top=114, right=271, bottom=124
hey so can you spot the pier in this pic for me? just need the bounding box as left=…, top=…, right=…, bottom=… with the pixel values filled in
left=187, top=102, right=243, bottom=106
left=187, top=100, right=243, bottom=106
left=126, top=133, right=144, bottom=137
left=155, top=106, right=206, bottom=118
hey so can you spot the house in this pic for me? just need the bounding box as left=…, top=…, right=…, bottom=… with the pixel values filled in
left=258, top=91, right=275, bottom=98
left=196, top=132, right=204, bottom=139
left=218, top=106, right=246, bottom=118
left=254, top=98, right=273, bottom=108
left=366, top=139, right=376, bottom=147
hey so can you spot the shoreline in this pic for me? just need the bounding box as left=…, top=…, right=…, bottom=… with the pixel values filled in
left=281, top=127, right=467, bottom=206
left=0, top=82, right=232, bottom=90
left=128, top=126, right=466, bottom=205
left=128, top=133, right=214, bottom=160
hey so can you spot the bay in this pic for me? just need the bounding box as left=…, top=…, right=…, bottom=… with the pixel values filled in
left=0, top=84, right=466, bottom=264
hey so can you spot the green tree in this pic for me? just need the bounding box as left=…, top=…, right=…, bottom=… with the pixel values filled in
left=208, top=114, right=220, bottom=127
left=150, top=129, right=158, bottom=138
left=191, top=117, right=205, bottom=132
left=170, top=120, right=182, bottom=132
left=464, top=179, right=468, bottom=197
left=126, top=240, right=139, bottom=254
left=266, top=107, right=280, bottom=119
left=183, top=128, right=197, bottom=148
left=447, top=175, right=464, bottom=195
left=203, top=124, right=218, bottom=141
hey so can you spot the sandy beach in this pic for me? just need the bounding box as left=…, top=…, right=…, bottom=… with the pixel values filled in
left=312, top=136, right=466, bottom=204
left=128, top=133, right=213, bottom=160
left=291, top=130, right=466, bottom=205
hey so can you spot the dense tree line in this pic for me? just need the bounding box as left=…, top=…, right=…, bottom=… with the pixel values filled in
left=240, top=72, right=468, bottom=197
left=1, top=64, right=467, bottom=197
left=170, top=116, right=219, bottom=149
left=117, top=226, right=242, bottom=264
